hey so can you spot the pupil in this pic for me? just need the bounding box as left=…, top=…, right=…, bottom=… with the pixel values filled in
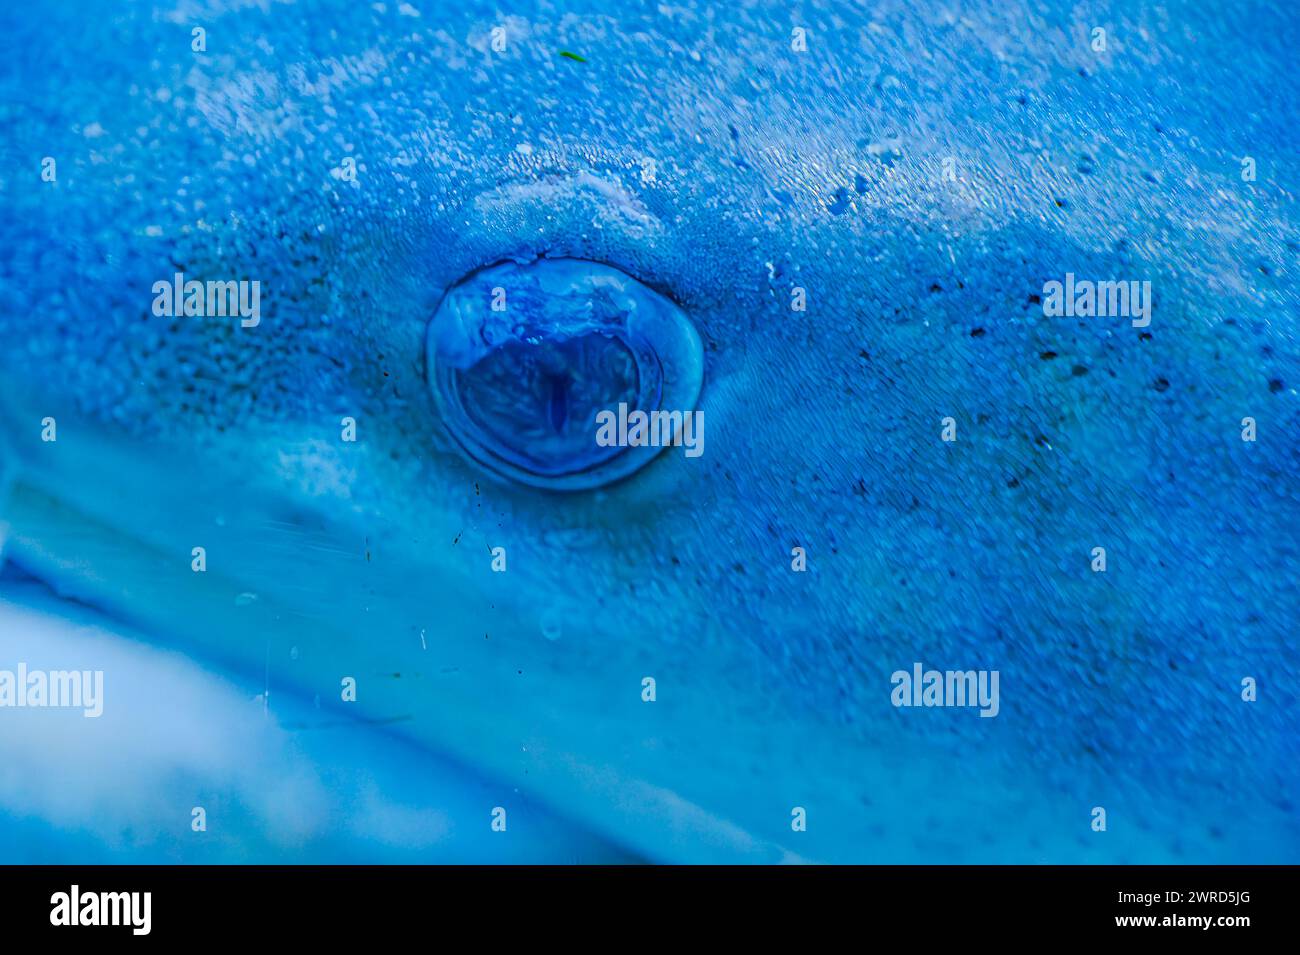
left=456, top=331, right=644, bottom=475
left=547, top=374, right=568, bottom=433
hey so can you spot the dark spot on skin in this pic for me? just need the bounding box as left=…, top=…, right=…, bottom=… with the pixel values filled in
left=1054, top=198, right=1067, bottom=208
left=970, top=327, right=986, bottom=337
left=1007, top=476, right=1021, bottom=488
left=1027, top=293, right=1041, bottom=305
left=1139, top=331, right=1153, bottom=341
left=1071, top=364, right=1089, bottom=377
left=866, top=146, right=900, bottom=166
left=1040, top=350, right=1058, bottom=360
left=1153, top=377, right=1171, bottom=392
left=732, top=562, right=746, bottom=574
left=1269, top=378, right=1284, bottom=393
left=452, top=531, right=462, bottom=545
left=670, top=555, right=680, bottom=566
left=929, top=283, right=943, bottom=293
left=1034, top=435, right=1051, bottom=448
left=1259, top=264, right=1272, bottom=275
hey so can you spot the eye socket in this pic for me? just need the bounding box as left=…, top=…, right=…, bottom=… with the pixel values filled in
left=427, top=258, right=703, bottom=490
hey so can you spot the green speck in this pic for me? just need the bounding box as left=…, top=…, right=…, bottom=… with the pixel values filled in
left=559, top=50, right=587, bottom=63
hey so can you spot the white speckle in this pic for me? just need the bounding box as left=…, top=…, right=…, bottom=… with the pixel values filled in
left=515, top=143, right=533, bottom=156
left=83, top=123, right=105, bottom=139
left=144, top=225, right=163, bottom=237
left=398, top=2, right=419, bottom=16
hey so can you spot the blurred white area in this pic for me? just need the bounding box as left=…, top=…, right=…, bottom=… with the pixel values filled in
left=0, top=579, right=633, bottom=863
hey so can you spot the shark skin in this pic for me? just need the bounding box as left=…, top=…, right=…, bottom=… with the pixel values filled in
left=0, top=0, right=1297, bottom=862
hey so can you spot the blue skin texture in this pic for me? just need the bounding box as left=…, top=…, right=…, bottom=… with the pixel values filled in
left=0, top=0, right=1297, bottom=862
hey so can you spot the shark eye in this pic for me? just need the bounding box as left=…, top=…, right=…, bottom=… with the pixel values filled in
left=427, top=258, right=703, bottom=490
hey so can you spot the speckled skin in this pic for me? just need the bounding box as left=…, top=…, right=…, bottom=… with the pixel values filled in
left=0, top=0, right=1296, bottom=862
